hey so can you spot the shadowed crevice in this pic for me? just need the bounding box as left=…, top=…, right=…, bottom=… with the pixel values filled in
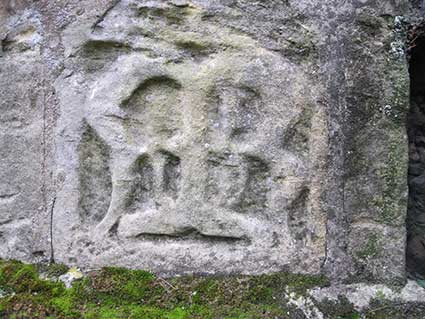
left=407, top=22, right=425, bottom=278
left=134, top=227, right=250, bottom=245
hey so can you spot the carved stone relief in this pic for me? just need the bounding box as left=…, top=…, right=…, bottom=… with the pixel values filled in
left=52, top=0, right=328, bottom=275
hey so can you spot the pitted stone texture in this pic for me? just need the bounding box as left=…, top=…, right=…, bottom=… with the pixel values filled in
left=0, top=0, right=412, bottom=283
left=0, top=7, right=51, bottom=263
left=53, top=0, right=328, bottom=275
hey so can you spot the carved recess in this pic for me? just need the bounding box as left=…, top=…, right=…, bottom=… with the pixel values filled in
left=78, top=123, right=112, bottom=226
left=120, top=76, right=182, bottom=140
left=125, top=154, right=155, bottom=212
left=207, top=85, right=262, bottom=142
left=206, top=152, right=270, bottom=214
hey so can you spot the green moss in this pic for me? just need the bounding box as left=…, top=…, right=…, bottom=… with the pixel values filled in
left=316, top=296, right=361, bottom=319
left=137, top=6, right=193, bottom=24
left=174, top=39, right=211, bottom=53
left=0, top=259, right=331, bottom=319
left=369, top=51, right=408, bottom=226
left=362, top=18, right=408, bottom=227
left=374, top=289, right=386, bottom=302
left=11, top=264, right=39, bottom=292
left=386, top=62, right=409, bottom=126
left=374, top=128, right=408, bottom=226
left=356, top=234, right=380, bottom=260
left=50, top=295, right=79, bottom=317
left=364, top=299, right=425, bottom=319
left=81, top=40, right=132, bottom=56
left=252, top=272, right=330, bottom=296
left=283, top=106, right=313, bottom=154
left=43, top=263, right=69, bottom=278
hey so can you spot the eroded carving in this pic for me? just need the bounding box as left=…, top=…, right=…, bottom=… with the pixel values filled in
left=53, top=0, right=328, bottom=274
left=208, top=85, right=262, bottom=141
left=287, top=187, right=310, bottom=241
left=121, top=76, right=181, bottom=109
left=79, top=39, right=132, bottom=72
left=135, top=227, right=247, bottom=244
left=78, top=123, right=112, bottom=225
left=206, top=152, right=270, bottom=214
left=206, top=152, right=246, bottom=209
left=121, top=76, right=182, bottom=139
left=131, top=2, right=193, bottom=25
left=239, top=155, right=270, bottom=213
left=126, top=154, right=154, bottom=212
left=161, top=150, right=181, bottom=199
left=281, top=107, right=313, bottom=153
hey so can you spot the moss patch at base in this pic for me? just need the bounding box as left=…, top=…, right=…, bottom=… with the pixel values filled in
left=0, top=259, right=329, bottom=319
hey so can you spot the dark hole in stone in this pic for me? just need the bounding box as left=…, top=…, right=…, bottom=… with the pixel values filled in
left=407, top=23, right=425, bottom=278
left=32, top=251, right=45, bottom=258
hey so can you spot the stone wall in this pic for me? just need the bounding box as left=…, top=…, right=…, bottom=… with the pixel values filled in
left=0, top=0, right=414, bottom=284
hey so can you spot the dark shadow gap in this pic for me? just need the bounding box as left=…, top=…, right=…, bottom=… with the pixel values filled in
left=406, top=22, right=425, bottom=278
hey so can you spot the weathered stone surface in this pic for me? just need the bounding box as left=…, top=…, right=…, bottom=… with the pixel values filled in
left=0, top=0, right=417, bottom=283
left=0, top=4, right=52, bottom=263
left=52, top=0, right=329, bottom=275
left=310, top=279, right=425, bottom=316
